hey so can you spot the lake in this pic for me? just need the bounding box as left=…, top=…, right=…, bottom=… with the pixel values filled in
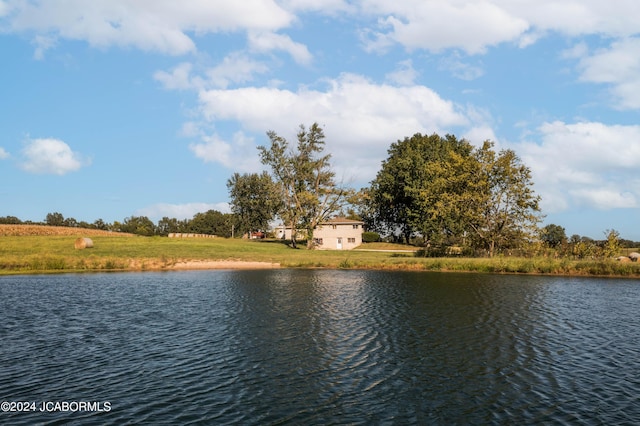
left=1, top=269, right=639, bottom=424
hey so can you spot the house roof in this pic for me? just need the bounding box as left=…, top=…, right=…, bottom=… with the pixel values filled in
left=321, top=217, right=364, bottom=225
left=275, top=217, right=364, bottom=229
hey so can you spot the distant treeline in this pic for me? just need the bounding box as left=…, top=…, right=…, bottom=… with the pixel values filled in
left=1, top=213, right=638, bottom=252
left=0, top=211, right=236, bottom=238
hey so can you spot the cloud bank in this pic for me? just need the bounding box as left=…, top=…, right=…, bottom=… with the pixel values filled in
left=21, top=138, right=89, bottom=175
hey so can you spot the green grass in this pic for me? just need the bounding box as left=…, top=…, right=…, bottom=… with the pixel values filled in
left=1, top=235, right=639, bottom=277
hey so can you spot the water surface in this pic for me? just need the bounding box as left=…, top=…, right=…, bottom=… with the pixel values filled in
left=1, top=270, right=639, bottom=424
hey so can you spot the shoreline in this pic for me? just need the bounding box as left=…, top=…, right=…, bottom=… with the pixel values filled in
left=124, top=258, right=281, bottom=271
left=1, top=260, right=639, bottom=278
left=121, top=258, right=640, bottom=279
left=168, top=260, right=281, bottom=270
left=0, top=230, right=638, bottom=277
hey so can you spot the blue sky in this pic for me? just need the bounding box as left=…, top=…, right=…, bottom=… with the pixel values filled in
left=1, top=1, right=639, bottom=240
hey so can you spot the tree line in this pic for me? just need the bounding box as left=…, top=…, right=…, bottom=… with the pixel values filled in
left=0, top=210, right=236, bottom=238
left=539, top=225, right=638, bottom=259
left=362, top=133, right=541, bottom=256
left=226, top=123, right=638, bottom=256
left=3, top=122, right=637, bottom=255
left=227, top=125, right=542, bottom=255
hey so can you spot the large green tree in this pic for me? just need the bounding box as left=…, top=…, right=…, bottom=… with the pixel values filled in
left=367, top=133, right=474, bottom=244
left=540, top=224, right=567, bottom=248
left=156, top=217, right=187, bottom=236
left=45, top=212, right=65, bottom=227
left=227, top=171, right=282, bottom=238
left=367, top=134, right=541, bottom=256
left=188, top=210, right=234, bottom=237
left=120, top=216, right=156, bottom=236
left=462, top=141, right=542, bottom=256
left=258, top=122, right=348, bottom=248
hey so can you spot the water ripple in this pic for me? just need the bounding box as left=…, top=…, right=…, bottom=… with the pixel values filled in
left=2, top=271, right=640, bottom=424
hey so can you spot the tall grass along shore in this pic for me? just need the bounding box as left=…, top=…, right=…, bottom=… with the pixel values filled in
left=1, top=225, right=639, bottom=277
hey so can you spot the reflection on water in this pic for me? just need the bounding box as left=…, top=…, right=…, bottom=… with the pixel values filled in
left=1, top=270, right=639, bottom=424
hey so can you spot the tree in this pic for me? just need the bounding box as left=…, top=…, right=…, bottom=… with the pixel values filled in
left=45, top=212, right=65, bottom=226
left=367, top=135, right=541, bottom=256
left=464, top=142, right=542, bottom=256
left=227, top=172, right=282, bottom=238
left=258, top=123, right=348, bottom=249
left=188, top=210, right=234, bottom=237
left=120, top=216, right=155, bottom=236
left=93, top=218, right=109, bottom=231
left=367, top=133, right=474, bottom=244
left=156, top=217, right=185, bottom=236
left=0, top=216, right=21, bottom=224
left=540, top=224, right=567, bottom=248
left=63, top=217, right=78, bottom=228
left=602, top=229, right=621, bottom=258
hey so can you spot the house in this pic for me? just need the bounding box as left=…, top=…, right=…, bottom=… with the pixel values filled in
left=312, top=217, right=364, bottom=250
left=274, top=225, right=305, bottom=241
left=274, top=217, right=365, bottom=250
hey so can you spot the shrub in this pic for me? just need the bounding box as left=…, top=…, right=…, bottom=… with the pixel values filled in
left=338, top=258, right=353, bottom=269
left=362, top=231, right=381, bottom=243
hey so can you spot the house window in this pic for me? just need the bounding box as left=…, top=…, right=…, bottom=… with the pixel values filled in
left=313, top=238, right=323, bottom=245
left=348, top=237, right=356, bottom=243
left=352, top=224, right=359, bottom=229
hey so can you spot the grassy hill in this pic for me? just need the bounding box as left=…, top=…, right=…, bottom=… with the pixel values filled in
left=0, top=225, right=639, bottom=277
left=0, top=224, right=133, bottom=237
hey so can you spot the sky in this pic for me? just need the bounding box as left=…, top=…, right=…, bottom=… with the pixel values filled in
left=1, top=0, right=639, bottom=240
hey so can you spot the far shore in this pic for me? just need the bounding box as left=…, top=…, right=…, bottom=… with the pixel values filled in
left=0, top=227, right=639, bottom=277
left=166, top=260, right=280, bottom=270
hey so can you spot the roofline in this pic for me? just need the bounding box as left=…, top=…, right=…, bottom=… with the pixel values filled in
left=320, top=217, right=364, bottom=225
left=274, top=218, right=364, bottom=228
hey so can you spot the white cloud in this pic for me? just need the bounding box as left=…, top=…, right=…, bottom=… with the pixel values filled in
left=21, top=138, right=89, bottom=175
left=0, top=147, right=9, bottom=159
left=194, top=73, right=468, bottom=183
left=22, top=138, right=90, bottom=175
left=438, top=54, right=484, bottom=81
left=189, top=131, right=262, bottom=172
left=5, top=0, right=640, bottom=60
left=0, top=0, right=8, bottom=17
left=180, top=121, right=202, bottom=138
left=6, top=0, right=640, bottom=88
left=154, top=62, right=198, bottom=90
left=576, top=37, right=640, bottom=110
left=506, top=1, right=640, bottom=38
left=155, top=54, right=271, bottom=91
left=248, top=31, right=312, bottom=65
left=358, top=1, right=640, bottom=57
left=514, top=121, right=640, bottom=212
left=363, top=1, right=529, bottom=54
left=385, top=60, right=418, bottom=86
left=279, top=0, right=354, bottom=14
left=463, top=126, right=497, bottom=147
left=4, top=0, right=293, bottom=55
left=205, top=52, right=270, bottom=89
left=569, top=188, right=636, bottom=210
left=31, top=34, right=56, bottom=60
left=136, top=202, right=230, bottom=221
left=561, top=42, right=589, bottom=60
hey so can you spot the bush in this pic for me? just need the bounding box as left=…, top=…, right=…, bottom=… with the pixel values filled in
left=362, top=231, right=381, bottom=243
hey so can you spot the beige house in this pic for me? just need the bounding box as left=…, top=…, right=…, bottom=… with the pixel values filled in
left=274, top=225, right=304, bottom=241
left=274, top=217, right=364, bottom=250
left=313, top=217, right=364, bottom=250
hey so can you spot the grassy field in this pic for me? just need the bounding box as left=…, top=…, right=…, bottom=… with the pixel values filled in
left=1, top=226, right=639, bottom=277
